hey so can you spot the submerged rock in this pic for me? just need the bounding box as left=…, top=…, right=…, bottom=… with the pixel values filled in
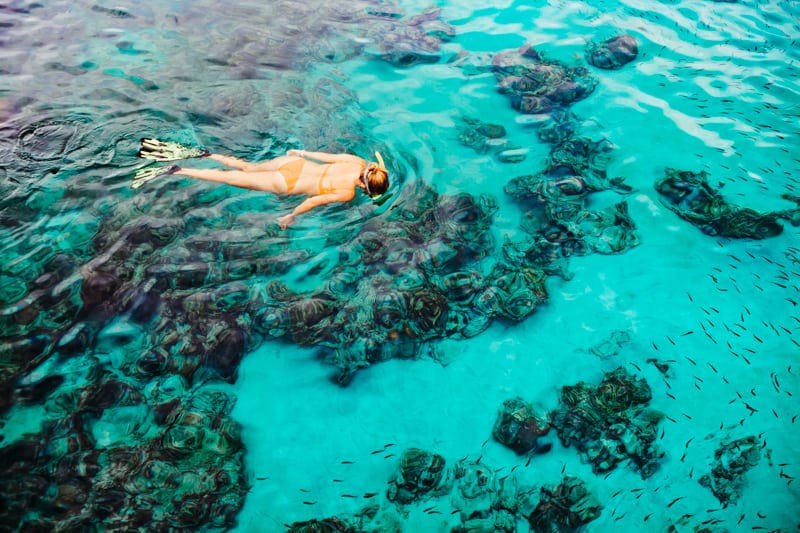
left=451, top=458, right=521, bottom=533
left=493, top=397, right=552, bottom=455
left=528, top=476, right=601, bottom=532
left=387, top=448, right=451, bottom=504
left=362, top=8, right=455, bottom=67
left=585, top=34, right=639, bottom=70
left=286, top=517, right=364, bottom=533
left=699, top=435, right=762, bottom=505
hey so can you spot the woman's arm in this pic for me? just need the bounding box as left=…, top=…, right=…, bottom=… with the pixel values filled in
left=277, top=191, right=354, bottom=229
left=287, top=149, right=362, bottom=164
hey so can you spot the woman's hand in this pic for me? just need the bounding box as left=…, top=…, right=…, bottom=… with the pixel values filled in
left=286, top=149, right=305, bottom=157
left=277, top=213, right=295, bottom=229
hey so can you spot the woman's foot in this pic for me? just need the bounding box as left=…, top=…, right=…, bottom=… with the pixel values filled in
left=137, top=138, right=209, bottom=161
left=132, top=165, right=180, bottom=189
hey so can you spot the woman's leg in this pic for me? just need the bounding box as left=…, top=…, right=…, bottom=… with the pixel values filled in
left=174, top=167, right=289, bottom=193
left=245, top=155, right=299, bottom=172
left=206, top=154, right=300, bottom=172
left=206, top=154, right=259, bottom=171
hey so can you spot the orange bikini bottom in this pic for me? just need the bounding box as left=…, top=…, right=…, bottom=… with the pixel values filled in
left=278, top=159, right=305, bottom=192
left=279, top=159, right=338, bottom=194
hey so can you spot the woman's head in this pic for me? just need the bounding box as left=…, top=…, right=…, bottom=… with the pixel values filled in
left=362, top=152, right=389, bottom=198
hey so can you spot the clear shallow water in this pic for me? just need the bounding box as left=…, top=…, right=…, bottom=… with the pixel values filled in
left=1, top=0, right=799, bottom=532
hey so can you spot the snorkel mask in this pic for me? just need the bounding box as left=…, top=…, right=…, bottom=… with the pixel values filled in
left=362, top=151, right=392, bottom=204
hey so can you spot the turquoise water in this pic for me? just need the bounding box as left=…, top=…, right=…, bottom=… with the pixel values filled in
left=1, top=0, right=799, bottom=531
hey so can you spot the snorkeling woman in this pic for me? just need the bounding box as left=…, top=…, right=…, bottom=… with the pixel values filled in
left=132, top=138, right=389, bottom=229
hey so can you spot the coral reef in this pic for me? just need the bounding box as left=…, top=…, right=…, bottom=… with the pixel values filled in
left=492, top=44, right=598, bottom=115
left=551, top=368, right=665, bottom=478
left=457, top=116, right=526, bottom=163
left=503, top=143, right=639, bottom=279
left=0, top=381, right=247, bottom=531
left=300, top=447, right=601, bottom=533
left=655, top=168, right=800, bottom=239
left=252, top=182, right=549, bottom=384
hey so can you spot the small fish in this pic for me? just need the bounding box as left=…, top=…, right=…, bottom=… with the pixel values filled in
left=384, top=453, right=396, bottom=459
left=738, top=514, right=745, bottom=525
left=303, top=501, right=317, bottom=505
left=341, top=494, right=357, bottom=498
left=707, top=362, right=718, bottom=373
left=757, top=511, right=767, bottom=518
left=299, top=488, right=310, bottom=493
left=680, top=331, right=694, bottom=336
left=363, top=492, right=378, bottom=498
left=612, top=488, right=623, bottom=498
left=423, top=506, right=437, bottom=513
left=256, top=476, right=269, bottom=481
left=341, top=460, right=355, bottom=464
left=371, top=448, right=386, bottom=455
left=667, top=496, right=686, bottom=508
left=644, top=512, right=653, bottom=522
